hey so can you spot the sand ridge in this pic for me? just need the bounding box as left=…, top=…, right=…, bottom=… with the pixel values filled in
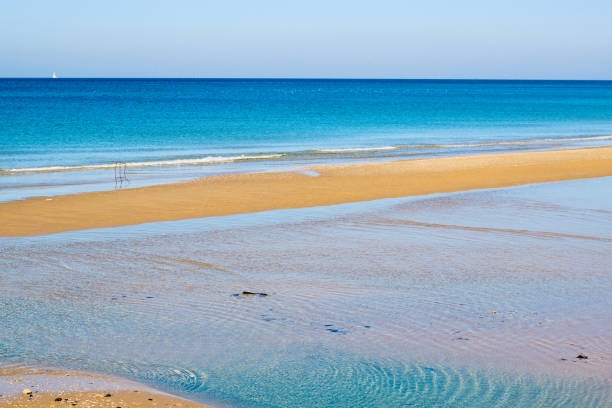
left=1, top=147, right=611, bottom=237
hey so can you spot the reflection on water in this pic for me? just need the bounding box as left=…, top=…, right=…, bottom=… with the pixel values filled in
left=1, top=178, right=611, bottom=407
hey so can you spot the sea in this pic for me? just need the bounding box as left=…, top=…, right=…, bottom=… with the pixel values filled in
left=1, top=79, right=612, bottom=201
left=1, top=79, right=611, bottom=407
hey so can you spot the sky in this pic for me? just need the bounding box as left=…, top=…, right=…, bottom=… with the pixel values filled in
left=1, top=0, right=611, bottom=79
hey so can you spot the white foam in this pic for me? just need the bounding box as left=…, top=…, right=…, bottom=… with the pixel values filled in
left=316, top=146, right=397, bottom=153
left=317, top=135, right=612, bottom=153
left=438, top=135, right=612, bottom=148
left=3, top=154, right=284, bottom=174
left=3, top=135, right=610, bottom=175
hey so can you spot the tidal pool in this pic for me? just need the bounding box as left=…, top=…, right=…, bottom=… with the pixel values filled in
left=1, top=177, right=611, bottom=407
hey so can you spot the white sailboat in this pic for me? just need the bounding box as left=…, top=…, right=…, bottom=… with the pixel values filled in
left=52, top=72, right=57, bottom=79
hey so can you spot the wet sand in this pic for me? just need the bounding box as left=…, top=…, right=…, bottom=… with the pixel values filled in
left=1, top=147, right=611, bottom=237
left=0, top=368, right=213, bottom=408
left=1, top=176, right=611, bottom=406
left=2, top=391, right=213, bottom=408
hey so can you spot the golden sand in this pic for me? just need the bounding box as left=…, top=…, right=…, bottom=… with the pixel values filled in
left=1, top=147, right=611, bottom=237
left=0, top=367, right=213, bottom=408
left=1, top=391, right=213, bottom=408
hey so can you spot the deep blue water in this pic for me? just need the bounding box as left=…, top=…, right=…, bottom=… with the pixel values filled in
left=1, top=79, right=611, bottom=200
left=2, top=79, right=612, bottom=169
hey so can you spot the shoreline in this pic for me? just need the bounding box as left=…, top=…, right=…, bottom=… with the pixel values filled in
left=2, top=391, right=214, bottom=408
left=0, top=367, right=214, bottom=408
left=1, top=146, right=611, bottom=237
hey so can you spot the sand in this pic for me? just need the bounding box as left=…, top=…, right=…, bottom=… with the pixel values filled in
left=1, top=147, right=611, bottom=237
left=1, top=391, right=213, bottom=408
left=0, top=367, right=213, bottom=408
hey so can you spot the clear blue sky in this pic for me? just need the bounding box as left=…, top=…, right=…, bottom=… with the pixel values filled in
left=2, top=0, right=611, bottom=79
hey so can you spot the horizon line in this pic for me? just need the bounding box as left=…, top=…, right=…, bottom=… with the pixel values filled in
left=1, top=76, right=612, bottom=81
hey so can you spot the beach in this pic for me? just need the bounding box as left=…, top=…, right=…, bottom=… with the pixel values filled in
left=2, top=167, right=611, bottom=407
left=2, top=78, right=612, bottom=407
left=2, top=147, right=611, bottom=237
left=3, top=392, right=211, bottom=408
left=0, top=367, right=213, bottom=408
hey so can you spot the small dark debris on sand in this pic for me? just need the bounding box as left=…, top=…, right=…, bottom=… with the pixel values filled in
left=576, top=354, right=588, bottom=359
left=233, top=291, right=268, bottom=297
left=104, top=393, right=112, bottom=397
left=55, top=397, right=63, bottom=401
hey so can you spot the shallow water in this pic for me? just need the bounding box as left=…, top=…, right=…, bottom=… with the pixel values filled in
left=1, top=177, right=611, bottom=407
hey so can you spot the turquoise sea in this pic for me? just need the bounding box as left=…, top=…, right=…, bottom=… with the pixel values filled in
left=1, top=79, right=611, bottom=200
left=1, top=80, right=611, bottom=407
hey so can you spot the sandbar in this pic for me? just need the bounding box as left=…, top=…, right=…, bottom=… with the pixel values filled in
left=1, top=147, right=611, bottom=237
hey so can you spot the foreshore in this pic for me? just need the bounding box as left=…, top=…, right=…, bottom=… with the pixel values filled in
left=0, top=367, right=213, bottom=408
left=2, top=391, right=213, bottom=408
left=1, top=147, right=611, bottom=237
